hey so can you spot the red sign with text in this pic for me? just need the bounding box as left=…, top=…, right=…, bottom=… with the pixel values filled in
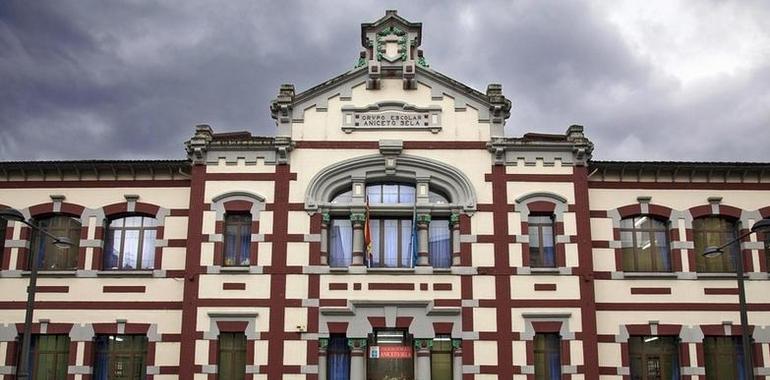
left=378, top=345, right=412, bottom=359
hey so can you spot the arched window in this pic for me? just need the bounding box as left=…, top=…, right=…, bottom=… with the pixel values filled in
left=694, top=216, right=738, bottom=273
left=619, top=216, right=671, bottom=272
left=104, top=216, right=156, bottom=270
left=32, top=215, right=81, bottom=270
left=224, top=213, right=251, bottom=266
left=529, top=215, right=556, bottom=268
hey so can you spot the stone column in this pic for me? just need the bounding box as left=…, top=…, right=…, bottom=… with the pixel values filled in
left=319, top=213, right=330, bottom=265
left=415, top=339, right=432, bottom=380
left=452, top=340, right=463, bottom=380
left=350, top=213, right=366, bottom=266
left=450, top=213, right=461, bottom=266
left=349, top=338, right=367, bottom=380
left=318, top=338, right=328, bottom=380
left=416, top=214, right=431, bottom=266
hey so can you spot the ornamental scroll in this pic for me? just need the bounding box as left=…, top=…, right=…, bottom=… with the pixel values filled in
left=342, top=101, right=442, bottom=134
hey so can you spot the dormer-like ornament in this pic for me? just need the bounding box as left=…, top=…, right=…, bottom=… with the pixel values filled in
left=270, top=84, right=295, bottom=136
left=359, top=10, right=423, bottom=90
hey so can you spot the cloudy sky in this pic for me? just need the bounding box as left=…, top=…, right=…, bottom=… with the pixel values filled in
left=1, top=1, right=768, bottom=161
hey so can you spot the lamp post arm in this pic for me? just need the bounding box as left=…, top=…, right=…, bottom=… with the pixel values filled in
left=712, top=230, right=754, bottom=253
left=18, top=220, right=65, bottom=245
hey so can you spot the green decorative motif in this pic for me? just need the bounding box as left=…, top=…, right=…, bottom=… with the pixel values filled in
left=350, top=213, right=366, bottom=223
left=414, top=339, right=434, bottom=349
left=322, top=212, right=331, bottom=224
left=451, top=339, right=462, bottom=350
left=319, top=338, right=329, bottom=349
left=416, top=214, right=432, bottom=224
left=377, top=26, right=407, bottom=37
left=417, top=55, right=429, bottom=68
left=347, top=338, right=367, bottom=349
left=449, top=213, right=460, bottom=226
left=355, top=56, right=367, bottom=68
left=376, top=26, right=408, bottom=62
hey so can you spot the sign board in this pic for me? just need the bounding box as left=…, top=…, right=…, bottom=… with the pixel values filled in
left=374, top=345, right=412, bottom=359
left=342, top=102, right=442, bottom=134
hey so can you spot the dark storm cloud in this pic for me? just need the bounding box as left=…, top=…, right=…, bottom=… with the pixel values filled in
left=0, top=1, right=768, bottom=161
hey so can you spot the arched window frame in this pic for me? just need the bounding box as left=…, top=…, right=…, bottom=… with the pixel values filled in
left=606, top=200, right=679, bottom=274
left=307, top=154, right=475, bottom=270
left=687, top=201, right=746, bottom=274
left=98, top=200, right=168, bottom=272
left=30, top=214, right=82, bottom=271
left=209, top=192, right=266, bottom=269
left=102, top=215, right=159, bottom=271
left=515, top=192, right=570, bottom=271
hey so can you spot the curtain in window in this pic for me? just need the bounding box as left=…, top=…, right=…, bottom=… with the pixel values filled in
left=694, top=217, right=738, bottom=272
left=704, top=336, right=745, bottom=380
left=218, top=333, right=247, bottom=380
left=104, top=216, right=157, bottom=270
left=224, top=214, right=251, bottom=266
left=30, top=335, right=69, bottom=380
left=430, top=338, right=452, bottom=380
left=330, top=219, right=353, bottom=267
left=369, top=219, right=413, bottom=268
left=33, top=216, right=81, bottom=270
left=534, top=334, right=561, bottom=380
left=619, top=216, right=672, bottom=272
left=327, top=335, right=350, bottom=380
left=429, top=220, right=451, bottom=268
left=528, top=216, right=555, bottom=267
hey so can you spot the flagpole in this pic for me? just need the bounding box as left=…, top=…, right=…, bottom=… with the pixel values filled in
left=410, top=198, right=417, bottom=268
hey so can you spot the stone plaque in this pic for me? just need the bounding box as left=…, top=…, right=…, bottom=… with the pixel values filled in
left=342, top=101, right=441, bottom=134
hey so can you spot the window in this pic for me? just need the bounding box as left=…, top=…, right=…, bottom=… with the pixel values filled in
left=620, top=216, right=672, bottom=272
left=326, top=182, right=454, bottom=269
left=327, top=335, right=350, bottom=380
left=104, top=216, right=156, bottom=270
left=224, top=214, right=251, bottom=266
left=31, top=215, right=80, bottom=270
left=366, top=184, right=415, bottom=204
left=431, top=336, right=452, bottom=380
left=429, top=220, right=451, bottom=268
left=218, top=332, right=246, bottom=380
left=534, top=333, right=561, bottom=380
left=694, top=217, right=739, bottom=272
left=329, top=219, right=352, bottom=268
left=704, top=336, right=748, bottom=380
left=629, top=336, right=680, bottom=380
left=93, top=335, right=147, bottom=380
left=529, top=215, right=555, bottom=267
left=369, top=219, right=414, bottom=268
left=27, top=334, right=69, bottom=380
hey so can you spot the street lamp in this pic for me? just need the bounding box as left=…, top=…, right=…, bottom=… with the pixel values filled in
left=702, top=217, right=770, bottom=380
left=0, top=208, right=74, bottom=380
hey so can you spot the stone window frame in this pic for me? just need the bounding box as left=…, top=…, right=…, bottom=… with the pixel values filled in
left=0, top=320, right=162, bottom=377
left=684, top=199, right=750, bottom=277
left=206, top=192, right=265, bottom=274
left=18, top=198, right=87, bottom=273
left=605, top=198, right=678, bottom=277
left=520, top=312, right=577, bottom=377
left=97, top=197, right=170, bottom=274
left=515, top=192, right=573, bottom=275
left=201, top=312, right=260, bottom=376
left=306, top=152, right=476, bottom=273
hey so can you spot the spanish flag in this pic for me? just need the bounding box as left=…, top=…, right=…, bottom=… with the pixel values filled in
left=364, top=195, right=372, bottom=266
